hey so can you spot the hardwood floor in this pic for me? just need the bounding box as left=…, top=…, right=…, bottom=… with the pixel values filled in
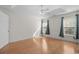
left=0, top=37, right=79, bottom=54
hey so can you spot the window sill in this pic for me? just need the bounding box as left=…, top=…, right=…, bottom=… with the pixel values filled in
left=64, top=34, right=75, bottom=37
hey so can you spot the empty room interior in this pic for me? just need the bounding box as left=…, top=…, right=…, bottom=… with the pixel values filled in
left=0, top=5, right=79, bottom=54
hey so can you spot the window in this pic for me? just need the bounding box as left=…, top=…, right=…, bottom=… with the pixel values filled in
left=64, top=15, right=76, bottom=36
left=42, top=22, right=47, bottom=34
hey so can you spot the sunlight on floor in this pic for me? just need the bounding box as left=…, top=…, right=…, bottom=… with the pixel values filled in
left=42, top=37, right=48, bottom=53
left=33, top=37, right=41, bottom=47
left=33, top=37, right=48, bottom=53
left=64, top=42, right=75, bottom=54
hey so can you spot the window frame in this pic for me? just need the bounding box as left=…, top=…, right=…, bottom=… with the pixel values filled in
left=63, top=15, right=76, bottom=37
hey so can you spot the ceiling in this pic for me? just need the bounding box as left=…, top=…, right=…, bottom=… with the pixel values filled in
left=41, top=5, right=79, bottom=17
left=0, top=5, right=79, bottom=17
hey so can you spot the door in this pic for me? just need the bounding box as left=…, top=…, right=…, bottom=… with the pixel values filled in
left=0, top=10, right=9, bottom=48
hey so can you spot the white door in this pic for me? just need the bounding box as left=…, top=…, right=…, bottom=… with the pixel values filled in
left=0, top=11, right=9, bottom=48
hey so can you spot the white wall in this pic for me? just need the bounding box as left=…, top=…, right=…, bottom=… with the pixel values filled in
left=9, top=14, right=41, bottom=42
left=9, top=6, right=41, bottom=42
left=0, top=10, right=9, bottom=48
